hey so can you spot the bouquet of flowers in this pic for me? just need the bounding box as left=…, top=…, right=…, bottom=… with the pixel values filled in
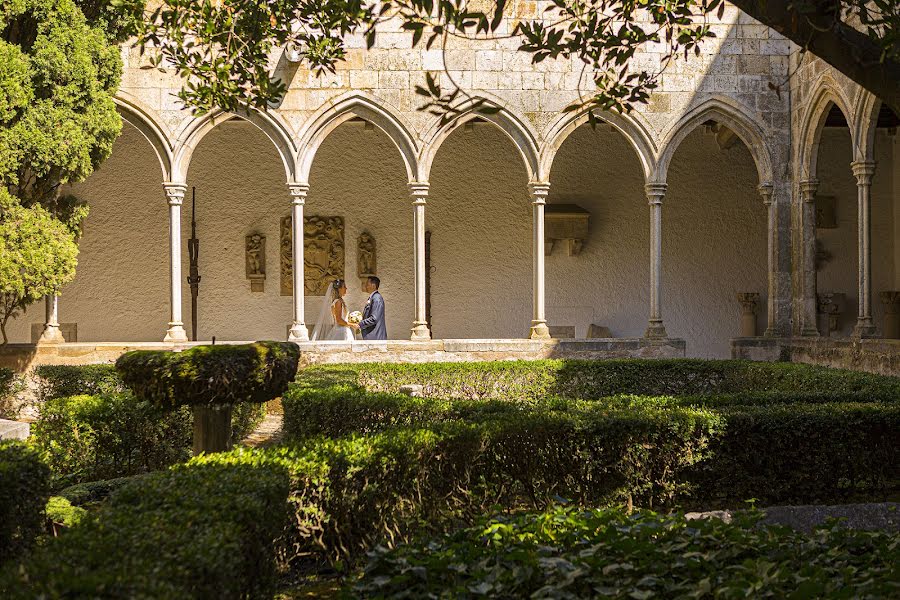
left=348, top=311, right=363, bottom=324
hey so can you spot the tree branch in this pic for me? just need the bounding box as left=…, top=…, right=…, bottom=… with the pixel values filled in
left=729, top=0, right=900, bottom=113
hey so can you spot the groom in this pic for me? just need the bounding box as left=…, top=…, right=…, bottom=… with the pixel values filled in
left=356, top=276, right=387, bottom=340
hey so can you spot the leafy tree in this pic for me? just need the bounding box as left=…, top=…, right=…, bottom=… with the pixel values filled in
left=1, top=0, right=141, bottom=334
left=0, top=190, right=79, bottom=345
left=140, top=0, right=899, bottom=118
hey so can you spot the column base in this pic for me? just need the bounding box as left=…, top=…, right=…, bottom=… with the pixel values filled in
left=763, top=327, right=777, bottom=338
left=800, top=326, right=820, bottom=337
left=644, top=320, right=667, bottom=339
left=410, top=322, right=431, bottom=340
left=852, top=319, right=877, bottom=339
left=164, top=323, right=188, bottom=343
left=288, top=322, right=309, bottom=342
left=37, top=324, right=65, bottom=345
left=529, top=321, right=551, bottom=340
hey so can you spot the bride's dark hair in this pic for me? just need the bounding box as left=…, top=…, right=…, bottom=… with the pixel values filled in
left=332, top=279, right=345, bottom=292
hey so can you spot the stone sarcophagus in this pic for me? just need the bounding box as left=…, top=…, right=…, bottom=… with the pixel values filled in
left=281, top=216, right=345, bottom=296
left=544, top=204, right=590, bottom=256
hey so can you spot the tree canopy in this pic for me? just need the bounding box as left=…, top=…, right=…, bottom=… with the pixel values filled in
left=0, top=190, right=79, bottom=344
left=138, top=0, right=899, bottom=117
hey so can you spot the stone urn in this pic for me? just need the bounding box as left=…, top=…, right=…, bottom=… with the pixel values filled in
left=736, top=293, right=760, bottom=337
left=881, top=291, right=900, bottom=339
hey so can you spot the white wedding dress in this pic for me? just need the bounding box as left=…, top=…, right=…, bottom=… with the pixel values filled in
left=328, top=298, right=355, bottom=341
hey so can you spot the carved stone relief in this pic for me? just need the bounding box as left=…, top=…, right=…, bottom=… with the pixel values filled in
left=280, top=216, right=345, bottom=296
left=245, top=233, right=266, bottom=292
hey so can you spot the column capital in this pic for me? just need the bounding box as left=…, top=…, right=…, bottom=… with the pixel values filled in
left=645, top=182, right=667, bottom=204
left=163, top=182, right=187, bottom=206
left=850, top=160, right=876, bottom=185
left=287, top=182, right=309, bottom=204
left=757, top=182, right=774, bottom=204
left=528, top=181, right=550, bottom=204
left=799, top=178, right=818, bottom=201
left=409, top=181, right=429, bottom=204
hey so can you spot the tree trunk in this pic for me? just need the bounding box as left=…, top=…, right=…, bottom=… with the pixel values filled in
left=192, top=404, right=233, bottom=455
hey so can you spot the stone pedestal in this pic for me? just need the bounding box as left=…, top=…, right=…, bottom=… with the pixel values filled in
left=881, top=291, right=900, bottom=339
left=192, top=405, right=233, bottom=455
left=736, top=292, right=760, bottom=337
left=817, top=292, right=845, bottom=337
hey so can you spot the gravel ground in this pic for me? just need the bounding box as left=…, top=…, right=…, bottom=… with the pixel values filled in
left=686, top=503, right=900, bottom=532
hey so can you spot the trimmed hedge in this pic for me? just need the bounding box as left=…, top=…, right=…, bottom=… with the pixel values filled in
left=198, top=401, right=720, bottom=566
left=30, top=392, right=265, bottom=487
left=3, top=461, right=290, bottom=599
left=116, top=341, right=300, bottom=409
left=284, top=367, right=900, bottom=507
left=0, top=441, right=50, bottom=564
left=33, top=364, right=123, bottom=402
left=318, top=359, right=900, bottom=401
left=351, top=505, right=900, bottom=598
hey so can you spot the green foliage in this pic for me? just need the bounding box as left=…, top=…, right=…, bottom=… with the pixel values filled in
left=116, top=341, right=300, bottom=409
left=351, top=505, right=900, bottom=599
left=198, top=400, right=720, bottom=566
left=0, top=192, right=79, bottom=344
left=45, top=495, right=87, bottom=528
left=0, top=0, right=122, bottom=207
left=285, top=360, right=900, bottom=507
left=4, top=461, right=290, bottom=599
left=0, top=367, right=14, bottom=411
left=33, top=363, right=123, bottom=401
left=30, top=393, right=193, bottom=487
left=0, top=441, right=50, bottom=564
left=56, top=473, right=147, bottom=507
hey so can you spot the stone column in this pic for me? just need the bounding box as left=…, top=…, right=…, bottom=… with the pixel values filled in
left=645, top=183, right=668, bottom=338
left=880, top=291, right=900, bottom=339
left=799, top=179, right=819, bottom=336
left=37, top=294, right=65, bottom=344
left=288, top=183, right=310, bottom=342
left=851, top=161, right=876, bottom=337
left=529, top=182, right=551, bottom=339
left=409, top=182, right=432, bottom=340
left=758, top=183, right=777, bottom=336
left=163, top=183, right=188, bottom=342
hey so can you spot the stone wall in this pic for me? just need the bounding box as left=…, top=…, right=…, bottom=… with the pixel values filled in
left=732, top=337, right=900, bottom=377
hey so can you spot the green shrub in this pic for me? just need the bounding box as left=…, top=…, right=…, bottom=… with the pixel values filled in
left=30, top=393, right=266, bottom=487
left=318, top=359, right=900, bottom=401
left=33, top=364, right=123, bottom=402
left=284, top=383, right=900, bottom=508
left=56, top=474, right=148, bottom=507
left=0, top=441, right=50, bottom=564
left=4, top=461, right=290, bottom=599
left=0, top=367, right=21, bottom=418
left=688, top=402, right=900, bottom=506
left=116, top=341, right=300, bottom=409
left=351, top=505, right=900, bottom=598
left=199, top=402, right=720, bottom=566
left=45, top=496, right=87, bottom=529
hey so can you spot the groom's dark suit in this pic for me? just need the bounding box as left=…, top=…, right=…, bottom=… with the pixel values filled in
left=359, top=290, right=387, bottom=340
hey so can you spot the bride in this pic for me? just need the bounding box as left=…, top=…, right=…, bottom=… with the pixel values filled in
left=311, top=279, right=356, bottom=341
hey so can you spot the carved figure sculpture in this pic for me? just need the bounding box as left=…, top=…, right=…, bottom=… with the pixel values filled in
left=245, top=233, right=266, bottom=292
left=358, top=231, right=376, bottom=277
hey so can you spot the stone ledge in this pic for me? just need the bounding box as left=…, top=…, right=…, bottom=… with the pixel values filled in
left=731, top=336, right=900, bottom=376
left=0, top=419, right=29, bottom=440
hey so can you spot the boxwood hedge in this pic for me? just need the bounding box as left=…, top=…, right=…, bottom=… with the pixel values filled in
left=351, top=505, right=900, bottom=598
left=0, top=441, right=50, bottom=565
left=2, top=461, right=290, bottom=599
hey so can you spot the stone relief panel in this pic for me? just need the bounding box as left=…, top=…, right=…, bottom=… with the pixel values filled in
left=281, top=216, right=345, bottom=296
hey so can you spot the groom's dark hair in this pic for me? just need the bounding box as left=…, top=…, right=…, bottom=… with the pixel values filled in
left=368, top=276, right=380, bottom=289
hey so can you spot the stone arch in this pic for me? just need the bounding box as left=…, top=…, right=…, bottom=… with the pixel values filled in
left=294, top=92, right=418, bottom=183
left=113, top=95, right=173, bottom=181
left=539, top=107, right=657, bottom=182
left=797, top=76, right=854, bottom=180
left=656, top=97, right=774, bottom=186
left=171, top=109, right=296, bottom=184
left=418, top=96, right=540, bottom=183
left=851, top=90, right=881, bottom=164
